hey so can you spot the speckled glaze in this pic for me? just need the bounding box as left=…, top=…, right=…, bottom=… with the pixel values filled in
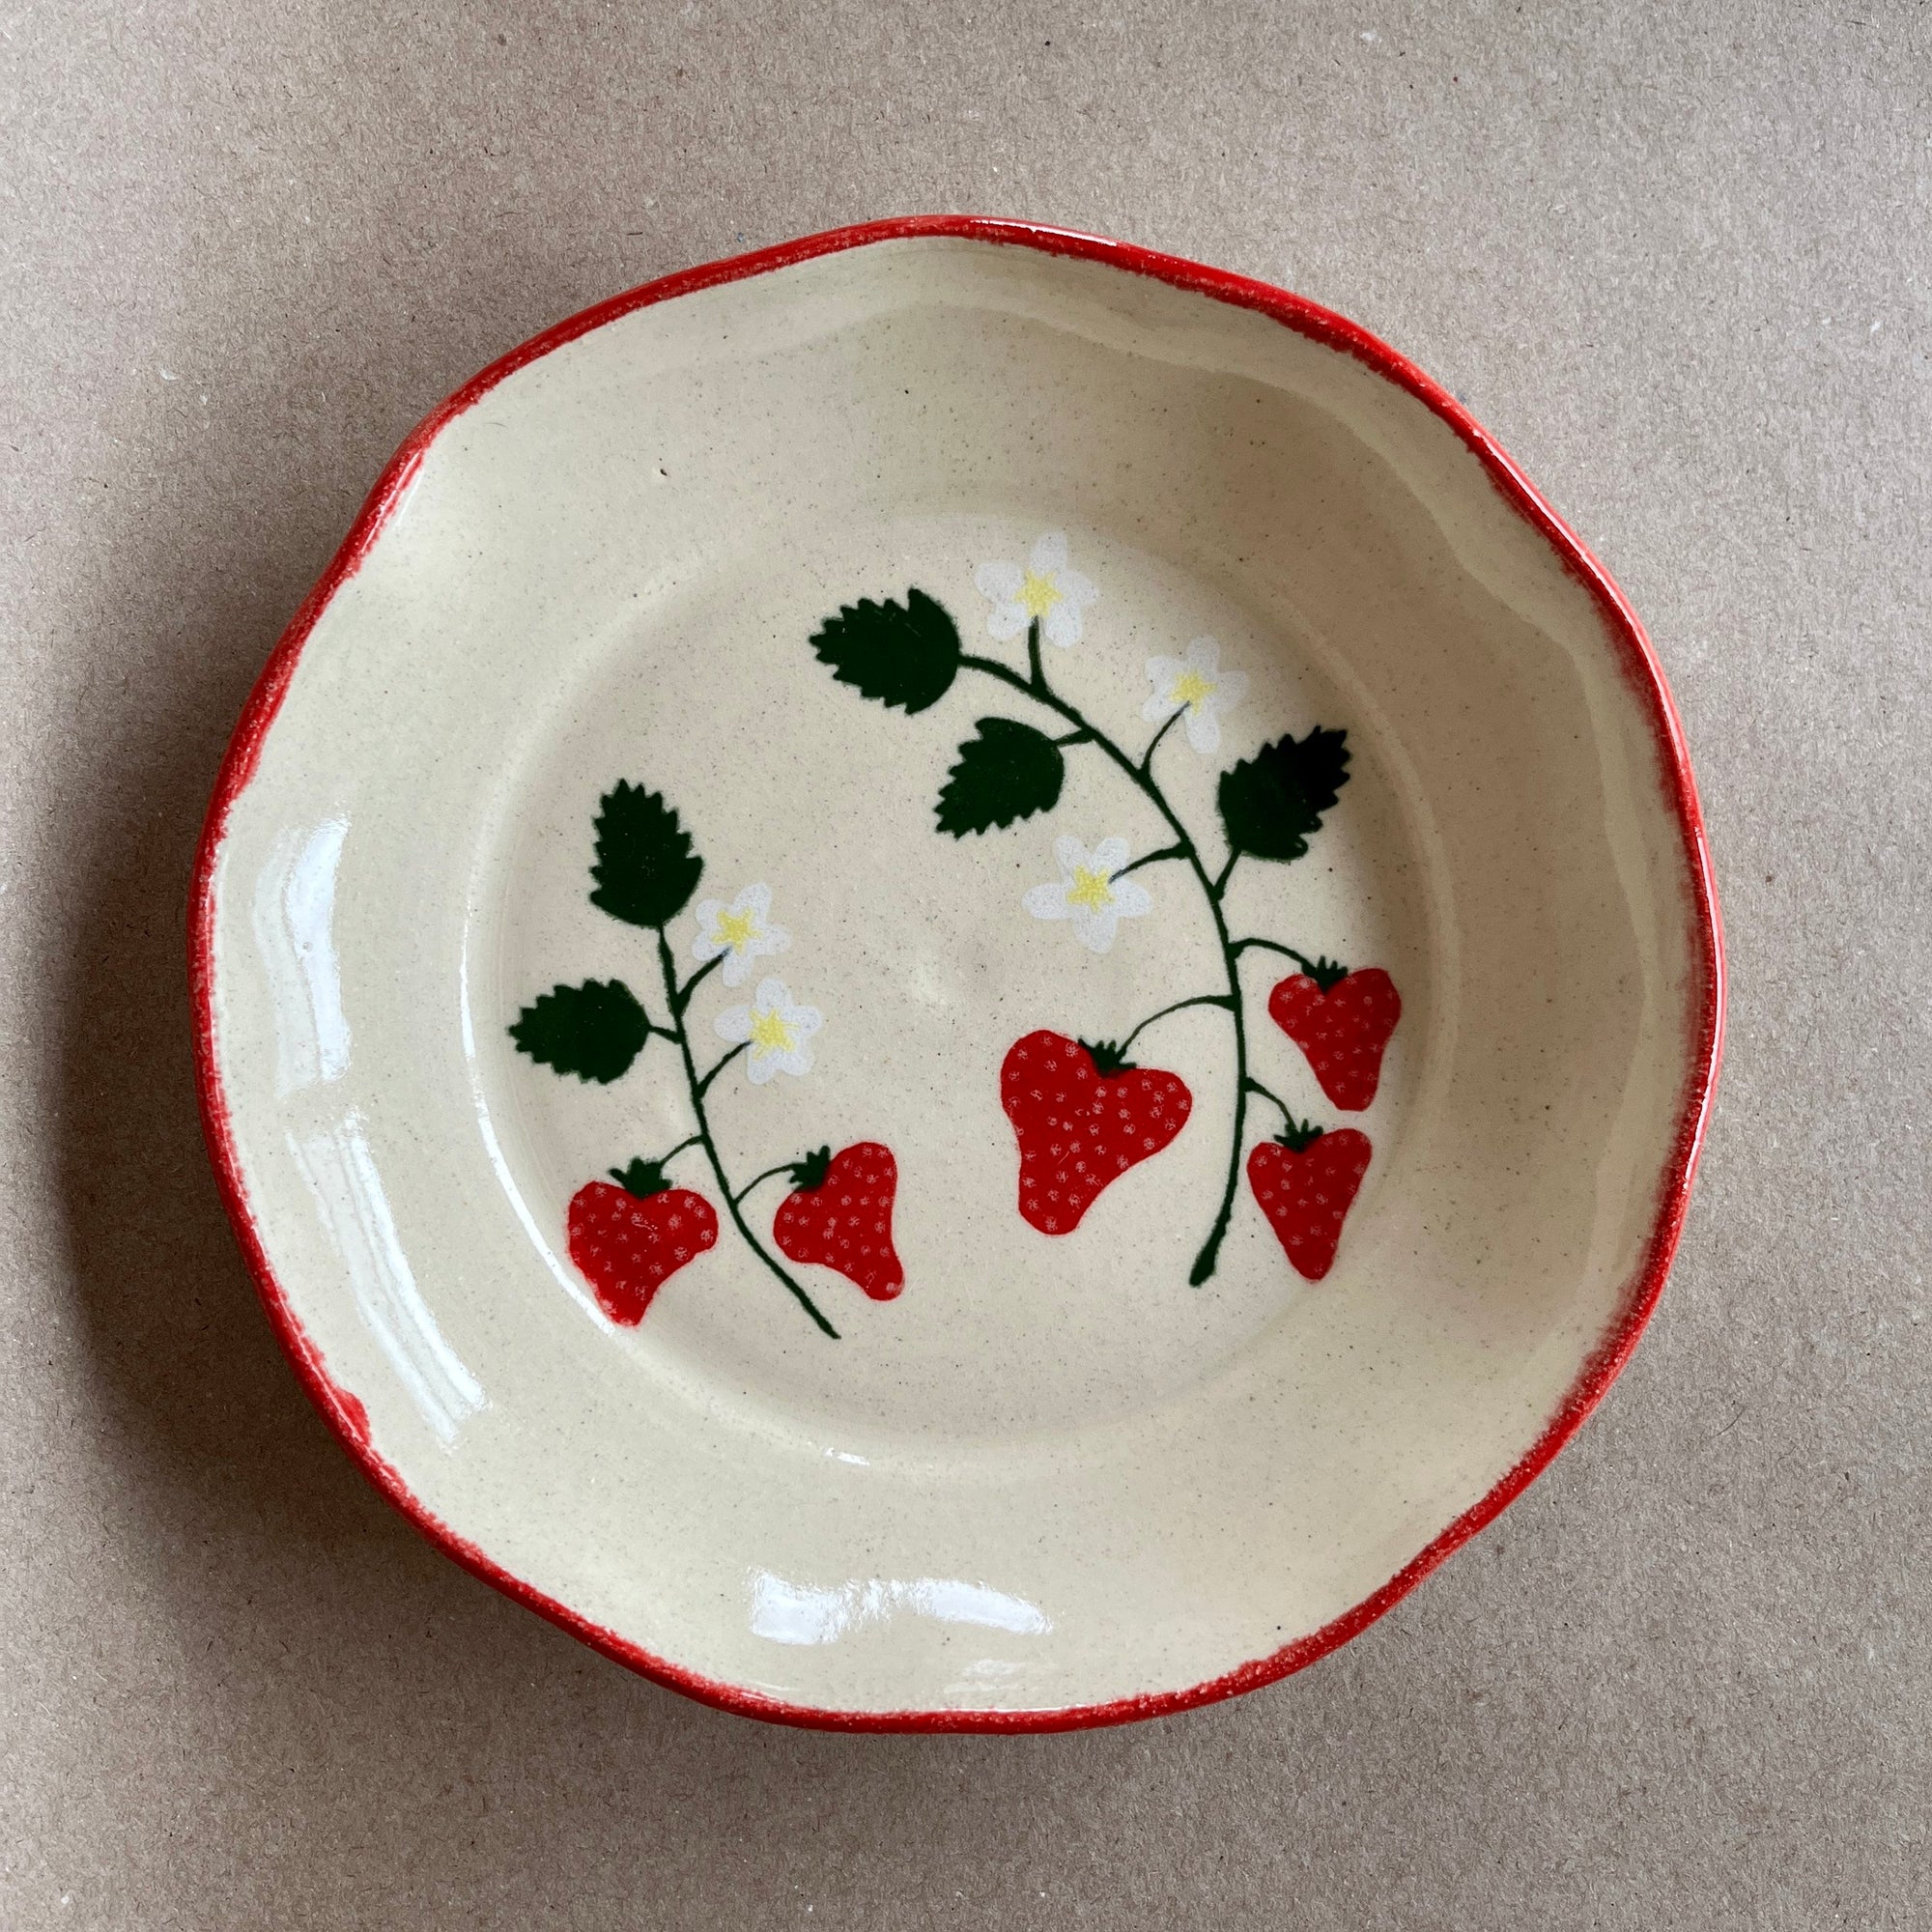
left=191, top=218, right=1722, bottom=1729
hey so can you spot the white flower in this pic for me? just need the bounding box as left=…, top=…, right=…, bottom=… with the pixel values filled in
left=690, top=882, right=790, bottom=987
left=1141, top=637, right=1248, bottom=754
left=1022, top=836, right=1154, bottom=954
left=714, top=977, right=823, bottom=1084
left=972, top=530, right=1099, bottom=650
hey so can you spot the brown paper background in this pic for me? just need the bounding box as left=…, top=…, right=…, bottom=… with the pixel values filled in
left=4, top=3, right=1927, bottom=1925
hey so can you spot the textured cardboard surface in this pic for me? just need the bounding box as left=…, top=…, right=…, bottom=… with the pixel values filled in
left=2, top=3, right=1926, bottom=1925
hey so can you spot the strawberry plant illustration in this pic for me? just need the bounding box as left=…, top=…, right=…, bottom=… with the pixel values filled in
left=807, top=533, right=1402, bottom=1287
left=508, top=781, right=903, bottom=1338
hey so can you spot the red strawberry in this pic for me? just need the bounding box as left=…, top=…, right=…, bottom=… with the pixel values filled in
left=1000, top=1030, right=1192, bottom=1236
left=772, top=1142, right=905, bottom=1300
left=1266, top=968, right=1402, bottom=1111
left=567, top=1157, right=719, bottom=1325
left=1246, top=1126, right=1372, bottom=1281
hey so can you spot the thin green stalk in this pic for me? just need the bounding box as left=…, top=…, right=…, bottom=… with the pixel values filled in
left=732, top=1162, right=795, bottom=1208
left=1242, top=1077, right=1294, bottom=1129
left=673, top=952, right=723, bottom=1016
left=1232, top=936, right=1327, bottom=978
left=696, top=1041, right=748, bottom=1098
left=1114, top=840, right=1188, bottom=881
left=652, top=929, right=838, bottom=1339
left=1118, top=992, right=1236, bottom=1057
left=1139, top=706, right=1183, bottom=774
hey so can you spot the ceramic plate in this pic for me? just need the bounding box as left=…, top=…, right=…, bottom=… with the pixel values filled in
left=191, top=217, right=1722, bottom=1729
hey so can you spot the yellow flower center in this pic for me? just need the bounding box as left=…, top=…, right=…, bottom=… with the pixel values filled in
left=1067, top=866, right=1115, bottom=911
left=715, top=907, right=760, bottom=951
left=1170, top=668, right=1217, bottom=711
left=1019, top=570, right=1064, bottom=618
left=749, top=1008, right=796, bottom=1056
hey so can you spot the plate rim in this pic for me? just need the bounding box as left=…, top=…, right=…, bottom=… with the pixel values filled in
left=188, top=213, right=1726, bottom=1732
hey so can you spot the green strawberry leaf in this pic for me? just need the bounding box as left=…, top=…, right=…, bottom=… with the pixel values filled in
left=784, top=1145, right=833, bottom=1191
left=589, top=781, right=703, bottom=927
left=1081, top=1038, right=1139, bottom=1076
left=1216, top=725, right=1350, bottom=864
left=935, top=718, right=1065, bottom=837
left=810, top=588, right=961, bottom=715
left=609, top=1156, right=673, bottom=1199
left=509, top=978, right=650, bottom=1084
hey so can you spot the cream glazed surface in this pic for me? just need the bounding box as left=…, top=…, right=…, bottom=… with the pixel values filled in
left=194, top=221, right=1721, bottom=1727
left=483, top=516, right=1428, bottom=1438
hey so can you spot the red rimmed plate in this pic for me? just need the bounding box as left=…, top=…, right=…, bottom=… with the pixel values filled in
left=192, top=218, right=1722, bottom=1729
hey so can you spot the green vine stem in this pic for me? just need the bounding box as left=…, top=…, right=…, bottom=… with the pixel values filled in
left=1138, top=707, right=1184, bottom=774
left=959, top=621, right=1281, bottom=1284
left=696, top=1040, right=748, bottom=1098
left=1115, top=992, right=1236, bottom=1058
left=1230, top=935, right=1346, bottom=986
left=1113, top=840, right=1188, bottom=880
left=673, top=952, right=723, bottom=1014
left=649, top=928, right=839, bottom=1338
left=1241, top=1076, right=1296, bottom=1129
left=731, top=1162, right=796, bottom=1208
